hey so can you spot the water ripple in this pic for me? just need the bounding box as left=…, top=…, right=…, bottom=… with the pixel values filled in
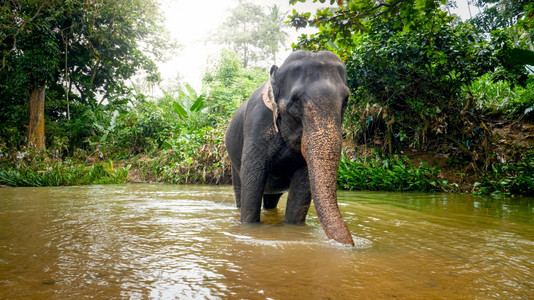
left=0, top=185, right=533, bottom=299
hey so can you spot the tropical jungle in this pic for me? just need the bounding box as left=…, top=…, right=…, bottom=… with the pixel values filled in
left=1, top=0, right=533, bottom=197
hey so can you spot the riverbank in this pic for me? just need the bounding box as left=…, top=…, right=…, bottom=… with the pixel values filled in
left=1, top=121, right=532, bottom=197
left=342, top=118, right=534, bottom=196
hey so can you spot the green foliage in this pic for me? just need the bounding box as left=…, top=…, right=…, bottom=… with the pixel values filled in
left=289, top=0, right=446, bottom=56
left=469, top=74, right=516, bottom=114
left=159, top=127, right=229, bottom=184
left=487, top=29, right=534, bottom=86
left=0, top=51, right=271, bottom=187
left=469, top=74, right=534, bottom=117
left=0, top=0, right=175, bottom=150
left=172, top=84, right=207, bottom=120
left=131, top=126, right=230, bottom=184
left=62, top=50, right=263, bottom=164
left=512, top=79, right=534, bottom=118
left=338, top=151, right=448, bottom=192
left=117, top=49, right=269, bottom=184
left=80, top=83, right=214, bottom=157
left=474, top=151, right=534, bottom=196
left=469, top=0, right=533, bottom=42
left=0, top=147, right=129, bottom=187
left=289, top=0, right=532, bottom=160
left=261, top=5, right=290, bottom=64
left=344, top=20, right=492, bottom=150
left=0, top=163, right=129, bottom=187
left=93, top=103, right=168, bottom=156
left=203, top=49, right=269, bottom=120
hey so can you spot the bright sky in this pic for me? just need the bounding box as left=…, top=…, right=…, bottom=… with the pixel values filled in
left=157, top=0, right=474, bottom=92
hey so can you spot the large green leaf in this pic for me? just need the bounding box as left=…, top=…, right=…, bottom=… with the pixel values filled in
left=173, top=102, right=187, bottom=119
left=190, top=95, right=205, bottom=112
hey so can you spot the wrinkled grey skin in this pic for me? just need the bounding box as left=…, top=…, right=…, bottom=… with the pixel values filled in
left=225, top=50, right=354, bottom=245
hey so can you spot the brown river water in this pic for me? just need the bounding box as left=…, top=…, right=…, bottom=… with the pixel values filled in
left=0, top=184, right=533, bottom=299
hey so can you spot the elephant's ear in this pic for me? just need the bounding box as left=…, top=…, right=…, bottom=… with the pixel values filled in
left=263, top=65, right=279, bottom=111
left=270, top=65, right=278, bottom=77
left=262, top=68, right=279, bottom=132
left=262, top=80, right=275, bottom=111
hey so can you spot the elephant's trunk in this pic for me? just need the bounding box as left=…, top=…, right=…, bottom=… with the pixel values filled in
left=302, top=105, right=354, bottom=246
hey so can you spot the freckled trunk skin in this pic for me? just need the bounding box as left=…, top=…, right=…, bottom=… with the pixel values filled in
left=302, top=112, right=354, bottom=246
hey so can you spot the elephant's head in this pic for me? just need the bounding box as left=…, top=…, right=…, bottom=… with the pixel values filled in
left=263, top=51, right=354, bottom=246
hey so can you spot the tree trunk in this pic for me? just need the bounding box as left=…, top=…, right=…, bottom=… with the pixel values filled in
left=28, top=84, right=46, bottom=149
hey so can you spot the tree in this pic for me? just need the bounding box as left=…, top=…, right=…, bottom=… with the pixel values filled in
left=287, top=0, right=493, bottom=154
left=1, top=1, right=60, bottom=149
left=288, top=0, right=447, bottom=57
left=219, top=0, right=266, bottom=68
left=470, top=0, right=532, bottom=36
left=219, top=1, right=289, bottom=68
left=288, top=0, right=533, bottom=162
left=260, top=5, right=290, bottom=65
left=469, top=0, right=534, bottom=82
left=0, top=0, right=174, bottom=149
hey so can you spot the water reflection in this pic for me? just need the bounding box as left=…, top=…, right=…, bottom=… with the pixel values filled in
left=0, top=185, right=533, bottom=299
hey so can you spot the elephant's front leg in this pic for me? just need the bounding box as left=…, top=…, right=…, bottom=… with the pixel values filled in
left=285, top=166, right=311, bottom=224
left=231, top=166, right=242, bottom=208
left=239, top=149, right=270, bottom=223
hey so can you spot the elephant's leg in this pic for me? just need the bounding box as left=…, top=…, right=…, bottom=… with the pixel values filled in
left=239, top=150, right=269, bottom=223
left=263, top=193, right=282, bottom=210
left=231, top=166, right=242, bottom=208
left=284, top=167, right=311, bottom=224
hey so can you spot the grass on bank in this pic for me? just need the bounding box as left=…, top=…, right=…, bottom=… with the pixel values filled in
left=337, top=151, right=449, bottom=193
left=1, top=140, right=533, bottom=197
left=0, top=158, right=129, bottom=187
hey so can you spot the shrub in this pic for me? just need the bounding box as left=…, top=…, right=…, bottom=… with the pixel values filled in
left=0, top=160, right=130, bottom=187
left=470, top=74, right=534, bottom=118
left=337, top=151, right=448, bottom=192
left=130, top=126, right=231, bottom=184
left=474, top=151, right=534, bottom=196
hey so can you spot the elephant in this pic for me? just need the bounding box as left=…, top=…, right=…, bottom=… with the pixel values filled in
left=225, top=50, right=354, bottom=246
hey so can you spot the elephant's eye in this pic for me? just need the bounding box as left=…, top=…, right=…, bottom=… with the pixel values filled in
left=290, top=93, right=301, bottom=103
left=283, top=96, right=301, bottom=117
left=288, top=104, right=301, bottom=116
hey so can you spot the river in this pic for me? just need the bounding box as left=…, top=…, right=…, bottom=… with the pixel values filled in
left=0, top=184, right=533, bottom=299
